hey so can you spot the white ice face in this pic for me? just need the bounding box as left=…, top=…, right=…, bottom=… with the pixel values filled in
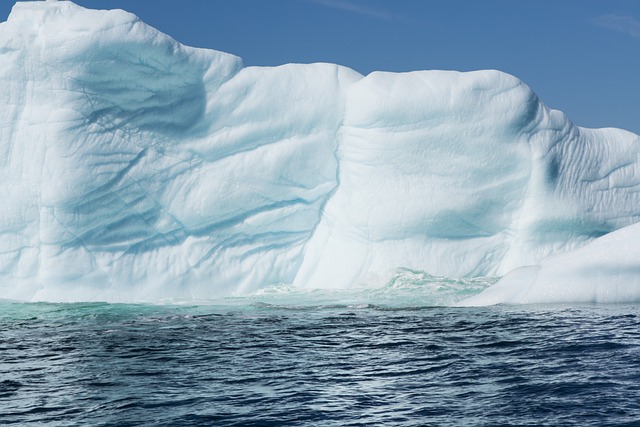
left=1, top=1, right=639, bottom=303
left=458, top=222, right=640, bottom=306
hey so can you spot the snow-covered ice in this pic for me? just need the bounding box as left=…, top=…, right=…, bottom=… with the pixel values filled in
left=459, top=222, right=640, bottom=305
left=1, top=1, right=639, bottom=303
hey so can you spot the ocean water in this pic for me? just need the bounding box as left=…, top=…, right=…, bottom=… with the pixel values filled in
left=2, top=275, right=640, bottom=426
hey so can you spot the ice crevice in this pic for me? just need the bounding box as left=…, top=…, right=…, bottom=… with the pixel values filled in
left=2, top=1, right=640, bottom=303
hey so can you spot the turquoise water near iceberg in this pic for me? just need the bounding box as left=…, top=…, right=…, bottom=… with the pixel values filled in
left=2, top=276, right=640, bottom=426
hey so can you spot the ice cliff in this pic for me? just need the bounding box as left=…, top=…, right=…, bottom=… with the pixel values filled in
left=2, top=1, right=640, bottom=303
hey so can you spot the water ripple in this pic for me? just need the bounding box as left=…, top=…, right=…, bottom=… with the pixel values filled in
left=2, top=303, right=640, bottom=425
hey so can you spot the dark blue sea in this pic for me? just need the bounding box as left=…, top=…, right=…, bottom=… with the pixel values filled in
left=2, top=284, right=640, bottom=426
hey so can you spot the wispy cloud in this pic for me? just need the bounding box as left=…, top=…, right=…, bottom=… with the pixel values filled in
left=595, top=13, right=640, bottom=38
left=306, top=0, right=402, bottom=21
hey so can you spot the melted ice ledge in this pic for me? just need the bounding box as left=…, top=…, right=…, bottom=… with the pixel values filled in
left=1, top=1, right=640, bottom=303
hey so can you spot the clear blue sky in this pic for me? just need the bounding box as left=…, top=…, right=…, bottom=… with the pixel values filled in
left=2, top=0, right=639, bottom=133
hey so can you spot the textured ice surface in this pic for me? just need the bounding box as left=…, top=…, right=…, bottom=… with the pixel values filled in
left=293, top=72, right=640, bottom=291
left=1, top=1, right=640, bottom=302
left=459, top=222, right=640, bottom=305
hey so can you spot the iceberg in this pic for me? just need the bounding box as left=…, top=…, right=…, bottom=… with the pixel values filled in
left=1, top=1, right=639, bottom=303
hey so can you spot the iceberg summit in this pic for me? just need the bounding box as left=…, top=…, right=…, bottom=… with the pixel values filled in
left=1, top=1, right=640, bottom=304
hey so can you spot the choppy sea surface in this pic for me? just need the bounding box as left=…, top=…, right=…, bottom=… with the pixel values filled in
left=2, top=273, right=640, bottom=426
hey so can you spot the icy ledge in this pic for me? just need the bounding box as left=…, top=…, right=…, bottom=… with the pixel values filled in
left=459, top=222, right=640, bottom=305
left=1, top=1, right=640, bottom=303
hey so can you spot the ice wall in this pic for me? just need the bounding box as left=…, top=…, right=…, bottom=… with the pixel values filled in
left=0, top=1, right=360, bottom=301
left=1, top=1, right=639, bottom=302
